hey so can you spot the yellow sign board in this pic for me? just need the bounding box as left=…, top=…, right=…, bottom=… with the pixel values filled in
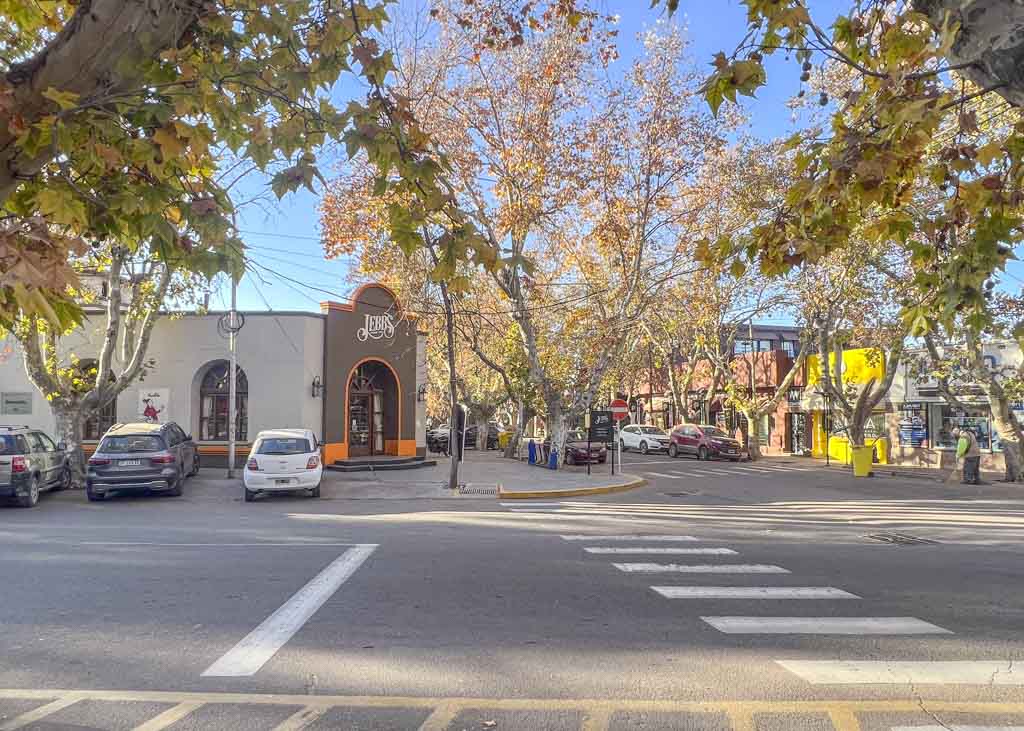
left=806, top=347, right=886, bottom=387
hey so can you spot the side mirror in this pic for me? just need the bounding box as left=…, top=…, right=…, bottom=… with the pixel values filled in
left=57, top=442, right=67, bottom=451
left=186, top=434, right=193, bottom=442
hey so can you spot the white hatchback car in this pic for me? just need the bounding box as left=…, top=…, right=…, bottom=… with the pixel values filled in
left=243, top=429, right=323, bottom=502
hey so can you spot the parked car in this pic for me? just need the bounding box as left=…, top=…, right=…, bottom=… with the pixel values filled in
left=243, top=428, right=322, bottom=502
left=426, top=424, right=450, bottom=453
left=86, top=422, right=198, bottom=501
left=667, top=423, right=743, bottom=461
left=547, top=429, right=607, bottom=465
left=0, top=425, right=71, bottom=508
left=619, top=424, right=671, bottom=454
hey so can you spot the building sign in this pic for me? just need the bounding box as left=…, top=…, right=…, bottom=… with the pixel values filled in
left=589, top=410, right=613, bottom=442
left=1, top=392, right=31, bottom=415
left=138, top=389, right=169, bottom=423
left=898, top=402, right=927, bottom=447
left=357, top=313, right=396, bottom=342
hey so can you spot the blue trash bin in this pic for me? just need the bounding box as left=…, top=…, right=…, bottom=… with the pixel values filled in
left=527, top=439, right=536, bottom=465
left=548, top=448, right=558, bottom=470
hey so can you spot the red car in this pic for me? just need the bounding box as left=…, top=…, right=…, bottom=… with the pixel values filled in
left=667, top=424, right=743, bottom=461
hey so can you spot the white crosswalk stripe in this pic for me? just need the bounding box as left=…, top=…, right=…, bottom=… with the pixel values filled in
left=652, top=586, right=859, bottom=599
left=644, top=472, right=682, bottom=479
left=614, top=563, right=790, bottom=574
left=703, top=616, right=952, bottom=635
left=584, top=547, right=736, bottom=555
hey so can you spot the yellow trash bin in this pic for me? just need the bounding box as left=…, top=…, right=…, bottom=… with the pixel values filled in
left=498, top=431, right=512, bottom=449
left=851, top=445, right=874, bottom=477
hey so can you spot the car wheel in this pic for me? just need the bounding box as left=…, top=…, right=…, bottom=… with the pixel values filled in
left=16, top=475, right=40, bottom=508
left=244, top=488, right=256, bottom=502
left=86, top=485, right=105, bottom=502
left=188, top=453, right=200, bottom=477
left=668, top=443, right=678, bottom=458
left=55, top=465, right=72, bottom=491
left=565, top=451, right=576, bottom=466
left=167, top=473, right=183, bottom=497
left=640, top=441, right=649, bottom=455
left=311, top=482, right=321, bottom=498
left=698, top=446, right=709, bottom=461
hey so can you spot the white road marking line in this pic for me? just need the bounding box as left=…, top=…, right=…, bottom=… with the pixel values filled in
left=508, top=508, right=562, bottom=512
left=614, top=563, right=790, bottom=574
left=83, top=542, right=360, bottom=547
left=776, top=660, right=1024, bottom=685
left=585, top=547, right=736, bottom=555
left=561, top=535, right=698, bottom=541
left=703, top=617, right=952, bottom=635
left=0, top=695, right=83, bottom=730
left=892, top=727, right=1024, bottom=730
left=131, top=702, right=203, bottom=731
left=645, top=472, right=681, bottom=479
left=271, top=705, right=331, bottom=731
left=652, top=586, right=859, bottom=599
left=201, top=544, right=377, bottom=677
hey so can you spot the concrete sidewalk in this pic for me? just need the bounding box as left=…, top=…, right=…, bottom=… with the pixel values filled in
left=320, top=451, right=645, bottom=500
left=806, top=456, right=1008, bottom=484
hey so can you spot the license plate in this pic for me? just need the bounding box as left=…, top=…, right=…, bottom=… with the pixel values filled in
left=725, top=450, right=736, bottom=454
left=120, top=459, right=141, bottom=466
left=275, top=478, right=291, bottom=485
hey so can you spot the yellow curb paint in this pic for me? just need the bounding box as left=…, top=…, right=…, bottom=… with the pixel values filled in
left=498, top=476, right=647, bottom=500
left=417, top=702, right=460, bottom=731
left=131, top=702, right=203, bottom=731
left=271, top=706, right=330, bottom=731
left=1, top=690, right=1023, bottom=720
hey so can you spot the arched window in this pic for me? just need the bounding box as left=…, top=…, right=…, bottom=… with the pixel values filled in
left=76, top=359, right=117, bottom=441
left=198, top=361, right=248, bottom=441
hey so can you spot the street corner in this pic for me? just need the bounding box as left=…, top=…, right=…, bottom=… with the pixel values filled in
left=496, top=473, right=647, bottom=500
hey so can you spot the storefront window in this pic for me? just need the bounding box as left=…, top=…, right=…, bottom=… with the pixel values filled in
left=897, top=403, right=928, bottom=447
left=935, top=405, right=991, bottom=450
left=198, top=361, right=248, bottom=441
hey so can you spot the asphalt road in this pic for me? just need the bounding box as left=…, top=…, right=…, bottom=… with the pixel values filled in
left=2, top=452, right=1023, bottom=730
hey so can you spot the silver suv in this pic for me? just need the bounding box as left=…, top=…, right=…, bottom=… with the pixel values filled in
left=0, top=425, right=71, bottom=508
left=86, top=422, right=199, bottom=501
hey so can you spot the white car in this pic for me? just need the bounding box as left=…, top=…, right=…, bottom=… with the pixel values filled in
left=619, top=424, right=671, bottom=454
left=243, top=429, right=322, bottom=502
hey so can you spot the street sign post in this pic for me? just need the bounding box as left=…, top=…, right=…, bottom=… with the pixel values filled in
left=589, top=410, right=613, bottom=477
left=610, top=399, right=627, bottom=473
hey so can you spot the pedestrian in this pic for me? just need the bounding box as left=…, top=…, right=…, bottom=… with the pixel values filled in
left=955, top=426, right=982, bottom=485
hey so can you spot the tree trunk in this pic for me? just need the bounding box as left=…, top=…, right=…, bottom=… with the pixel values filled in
left=0, top=0, right=206, bottom=202
left=989, top=394, right=1024, bottom=482
left=504, top=398, right=525, bottom=459
left=474, top=416, right=488, bottom=451
left=53, top=404, right=85, bottom=487
left=547, top=402, right=567, bottom=469
left=743, top=409, right=762, bottom=461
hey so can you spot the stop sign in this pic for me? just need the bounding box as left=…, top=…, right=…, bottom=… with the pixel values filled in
left=610, top=399, right=629, bottom=421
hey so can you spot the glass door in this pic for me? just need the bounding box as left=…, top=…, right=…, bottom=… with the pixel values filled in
left=349, top=394, right=371, bottom=457
left=372, top=391, right=384, bottom=453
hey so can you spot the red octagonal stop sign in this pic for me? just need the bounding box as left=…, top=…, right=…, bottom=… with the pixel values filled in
left=610, top=398, right=629, bottom=421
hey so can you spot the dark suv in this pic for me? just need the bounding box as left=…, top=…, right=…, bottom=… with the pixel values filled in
left=0, top=425, right=71, bottom=507
left=86, top=422, right=199, bottom=501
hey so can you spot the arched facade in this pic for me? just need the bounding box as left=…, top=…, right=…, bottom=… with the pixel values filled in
left=321, top=284, right=422, bottom=462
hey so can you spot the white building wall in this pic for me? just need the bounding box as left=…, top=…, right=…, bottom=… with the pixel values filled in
left=0, top=313, right=324, bottom=442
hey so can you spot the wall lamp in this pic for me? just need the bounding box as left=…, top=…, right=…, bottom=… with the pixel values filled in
left=312, top=376, right=324, bottom=398
left=417, top=384, right=427, bottom=402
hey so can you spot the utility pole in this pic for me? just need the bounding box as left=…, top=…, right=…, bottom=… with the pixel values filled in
left=227, top=277, right=238, bottom=479
left=747, top=320, right=755, bottom=453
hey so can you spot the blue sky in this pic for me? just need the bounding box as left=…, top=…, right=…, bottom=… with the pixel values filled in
left=225, top=0, right=1024, bottom=312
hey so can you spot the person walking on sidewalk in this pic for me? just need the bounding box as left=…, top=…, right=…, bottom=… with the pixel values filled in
left=955, top=427, right=981, bottom=485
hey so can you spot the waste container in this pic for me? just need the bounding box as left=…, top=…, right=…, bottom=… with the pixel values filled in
left=548, top=448, right=559, bottom=470
left=498, top=431, right=512, bottom=449
left=527, top=439, right=536, bottom=464
left=851, top=445, right=874, bottom=477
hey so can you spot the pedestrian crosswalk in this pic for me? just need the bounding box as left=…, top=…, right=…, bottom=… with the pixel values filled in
left=544, top=525, right=1016, bottom=689
left=628, top=460, right=819, bottom=480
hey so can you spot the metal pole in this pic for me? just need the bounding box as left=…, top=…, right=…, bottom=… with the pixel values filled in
left=585, top=411, right=591, bottom=477
left=615, top=421, right=621, bottom=475
left=227, top=277, right=237, bottom=479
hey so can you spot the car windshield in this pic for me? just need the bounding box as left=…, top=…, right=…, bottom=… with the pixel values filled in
left=640, top=427, right=666, bottom=435
left=100, top=435, right=164, bottom=453
left=258, top=437, right=311, bottom=455
left=701, top=426, right=729, bottom=438
left=0, top=434, right=22, bottom=455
